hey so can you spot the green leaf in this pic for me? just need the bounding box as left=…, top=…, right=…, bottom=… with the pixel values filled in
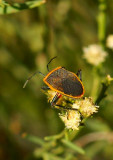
left=0, top=0, right=46, bottom=15
left=22, top=133, right=44, bottom=146
left=61, top=139, right=85, bottom=155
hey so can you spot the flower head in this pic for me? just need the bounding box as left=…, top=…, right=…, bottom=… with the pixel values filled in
left=79, top=97, right=99, bottom=117
left=83, top=44, right=108, bottom=66
left=42, top=89, right=99, bottom=130
left=72, top=97, right=99, bottom=118
left=106, top=35, right=113, bottom=49
left=60, top=97, right=99, bottom=129
left=59, top=110, right=81, bottom=130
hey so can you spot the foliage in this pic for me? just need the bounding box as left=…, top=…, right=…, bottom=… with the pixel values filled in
left=0, top=0, right=46, bottom=14
left=0, top=0, right=113, bottom=160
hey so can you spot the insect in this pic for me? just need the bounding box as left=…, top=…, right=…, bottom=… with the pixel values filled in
left=23, top=57, right=84, bottom=109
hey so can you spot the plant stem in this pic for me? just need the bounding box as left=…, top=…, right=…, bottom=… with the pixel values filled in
left=64, top=129, right=70, bottom=140
left=90, top=67, right=100, bottom=101
left=44, top=130, right=65, bottom=141
left=97, top=0, right=107, bottom=47
left=95, top=75, right=113, bottom=104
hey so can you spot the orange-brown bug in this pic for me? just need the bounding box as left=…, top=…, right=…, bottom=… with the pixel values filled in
left=23, top=57, right=84, bottom=108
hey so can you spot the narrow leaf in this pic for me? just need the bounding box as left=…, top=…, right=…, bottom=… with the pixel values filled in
left=61, top=139, right=85, bottom=155
left=22, top=133, right=44, bottom=146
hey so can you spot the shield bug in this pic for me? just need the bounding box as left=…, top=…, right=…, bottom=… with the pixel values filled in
left=23, top=57, right=85, bottom=109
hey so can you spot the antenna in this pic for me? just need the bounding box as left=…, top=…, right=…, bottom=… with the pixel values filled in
left=23, top=71, right=45, bottom=88
left=47, top=56, right=57, bottom=72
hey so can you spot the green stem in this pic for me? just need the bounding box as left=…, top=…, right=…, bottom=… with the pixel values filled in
left=97, top=0, right=107, bottom=47
left=64, top=129, right=70, bottom=140
left=95, top=75, right=113, bottom=104
left=95, top=82, right=108, bottom=104
left=44, top=130, right=65, bottom=141
left=90, top=67, right=100, bottom=101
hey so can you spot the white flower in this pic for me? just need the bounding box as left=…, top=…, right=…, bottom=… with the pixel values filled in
left=59, top=110, right=81, bottom=130
left=43, top=88, right=99, bottom=130
left=106, top=35, right=113, bottom=49
left=59, top=97, right=99, bottom=130
left=72, top=103, right=80, bottom=110
left=72, top=97, right=99, bottom=118
left=83, top=44, right=108, bottom=66
left=79, top=97, right=99, bottom=117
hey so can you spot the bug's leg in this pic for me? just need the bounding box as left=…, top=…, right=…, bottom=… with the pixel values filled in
left=51, top=93, right=62, bottom=107
left=55, top=105, right=78, bottom=111
left=76, top=69, right=82, bottom=81
left=51, top=93, right=78, bottom=111
left=41, top=86, right=50, bottom=90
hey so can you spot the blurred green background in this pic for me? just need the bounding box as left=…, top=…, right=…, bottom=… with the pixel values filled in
left=0, top=0, right=113, bottom=159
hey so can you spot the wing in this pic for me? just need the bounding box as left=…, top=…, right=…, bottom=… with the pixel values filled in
left=44, top=67, right=84, bottom=97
